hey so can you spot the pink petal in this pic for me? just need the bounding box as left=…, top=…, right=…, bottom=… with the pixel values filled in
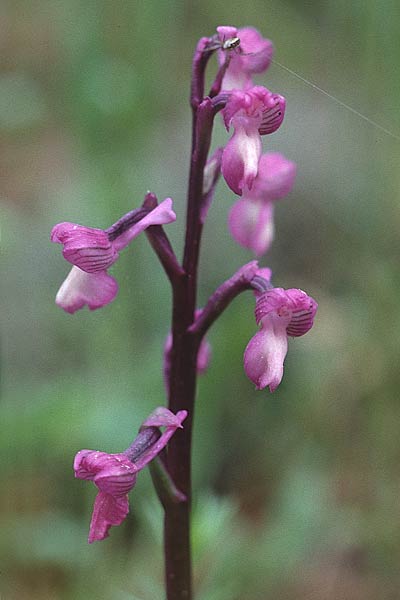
left=51, top=222, right=118, bottom=273
left=141, top=407, right=187, bottom=429
left=134, top=409, right=188, bottom=471
left=74, top=450, right=137, bottom=495
left=258, top=94, right=286, bottom=135
left=284, top=289, right=318, bottom=337
left=74, top=449, right=99, bottom=480
left=220, top=70, right=254, bottom=92
left=237, top=27, right=274, bottom=73
left=216, top=25, right=238, bottom=40
left=228, top=198, right=274, bottom=255
left=88, top=492, right=129, bottom=543
left=254, top=287, right=291, bottom=323
left=223, top=87, right=280, bottom=130
left=55, top=266, right=118, bottom=313
left=255, top=288, right=318, bottom=336
left=222, top=123, right=262, bottom=195
left=251, top=153, right=297, bottom=200
left=244, top=320, right=288, bottom=392
left=218, top=28, right=274, bottom=92
left=113, top=198, right=176, bottom=251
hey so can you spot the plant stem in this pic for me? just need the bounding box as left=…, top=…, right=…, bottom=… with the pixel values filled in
left=189, top=261, right=259, bottom=339
left=163, top=68, right=218, bottom=600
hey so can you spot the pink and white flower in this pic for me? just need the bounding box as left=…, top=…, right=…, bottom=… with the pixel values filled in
left=51, top=198, right=176, bottom=313
left=74, top=407, right=187, bottom=543
left=244, top=287, right=317, bottom=392
left=228, top=153, right=296, bottom=255
left=221, top=87, right=286, bottom=195
left=217, top=26, right=274, bottom=91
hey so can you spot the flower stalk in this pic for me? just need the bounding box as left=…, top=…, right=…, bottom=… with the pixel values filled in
left=51, top=24, right=318, bottom=600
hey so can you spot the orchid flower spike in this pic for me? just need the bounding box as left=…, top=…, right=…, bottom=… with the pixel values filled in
left=51, top=198, right=176, bottom=313
left=221, top=86, right=286, bottom=196
left=74, top=407, right=187, bottom=543
left=228, top=153, right=296, bottom=255
left=216, top=25, right=274, bottom=91
left=244, top=287, right=318, bottom=392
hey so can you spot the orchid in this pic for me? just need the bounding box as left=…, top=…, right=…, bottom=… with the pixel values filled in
left=74, top=407, right=187, bottom=543
left=221, top=86, right=286, bottom=195
left=228, top=152, right=297, bottom=255
left=216, top=25, right=274, bottom=91
left=244, top=287, right=318, bottom=392
left=51, top=24, right=319, bottom=598
left=51, top=198, right=176, bottom=313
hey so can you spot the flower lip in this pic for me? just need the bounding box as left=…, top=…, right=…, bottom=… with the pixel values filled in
left=55, top=267, right=118, bottom=313
left=244, top=325, right=288, bottom=392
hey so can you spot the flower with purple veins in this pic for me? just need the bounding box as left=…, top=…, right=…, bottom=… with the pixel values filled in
left=221, top=86, right=286, bottom=196
left=217, top=25, right=274, bottom=91
left=228, top=152, right=296, bottom=255
left=74, top=407, right=187, bottom=543
left=51, top=198, right=176, bottom=313
left=244, top=287, right=318, bottom=392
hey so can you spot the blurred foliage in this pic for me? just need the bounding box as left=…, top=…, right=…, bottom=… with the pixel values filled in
left=1, top=0, right=400, bottom=598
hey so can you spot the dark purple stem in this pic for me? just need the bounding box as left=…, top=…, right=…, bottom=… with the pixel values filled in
left=162, top=40, right=225, bottom=600
left=209, top=55, right=231, bottom=98
left=149, top=457, right=187, bottom=510
left=200, top=146, right=223, bottom=224
left=145, top=226, right=185, bottom=285
left=190, top=37, right=214, bottom=110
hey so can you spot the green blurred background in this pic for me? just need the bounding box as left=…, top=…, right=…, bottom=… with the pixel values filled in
left=1, top=0, right=400, bottom=598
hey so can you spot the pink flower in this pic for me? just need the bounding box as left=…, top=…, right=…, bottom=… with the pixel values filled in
left=217, top=26, right=274, bottom=91
left=244, top=287, right=317, bottom=392
left=228, top=153, right=296, bottom=255
left=74, top=407, right=187, bottom=543
left=51, top=198, right=176, bottom=313
left=163, top=310, right=212, bottom=389
left=229, top=199, right=275, bottom=256
left=221, top=87, right=286, bottom=195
